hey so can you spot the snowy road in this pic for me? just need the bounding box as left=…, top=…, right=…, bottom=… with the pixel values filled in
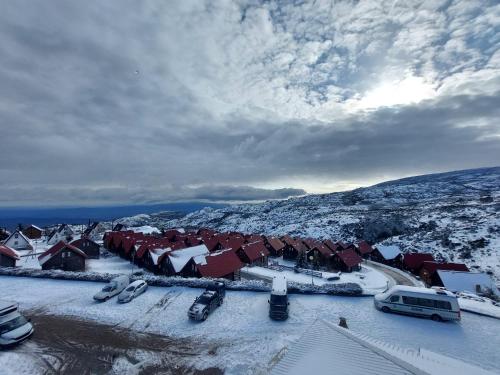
left=1, top=276, right=499, bottom=374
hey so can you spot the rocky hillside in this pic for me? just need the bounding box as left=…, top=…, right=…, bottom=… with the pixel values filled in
left=122, top=167, right=500, bottom=281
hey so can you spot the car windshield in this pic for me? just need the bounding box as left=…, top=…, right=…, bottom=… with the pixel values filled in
left=125, top=286, right=135, bottom=292
left=197, top=295, right=212, bottom=304
left=102, top=286, right=113, bottom=292
left=0, top=316, right=28, bottom=335
left=270, top=294, right=287, bottom=305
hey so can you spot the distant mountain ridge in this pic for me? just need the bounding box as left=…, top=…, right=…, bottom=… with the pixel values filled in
left=125, top=167, right=500, bottom=281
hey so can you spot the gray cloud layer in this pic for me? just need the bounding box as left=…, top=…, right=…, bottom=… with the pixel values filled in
left=0, top=0, right=499, bottom=206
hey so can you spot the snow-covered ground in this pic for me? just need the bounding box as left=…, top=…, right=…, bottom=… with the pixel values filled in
left=242, top=261, right=389, bottom=295
left=1, top=276, right=499, bottom=374
left=458, top=293, right=500, bottom=319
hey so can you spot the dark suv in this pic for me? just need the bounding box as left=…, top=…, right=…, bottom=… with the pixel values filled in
left=188, top=282, right=225, bottom=321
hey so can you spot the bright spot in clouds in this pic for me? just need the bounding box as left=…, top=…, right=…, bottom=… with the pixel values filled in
left=354, top=75, right=437, bottom=110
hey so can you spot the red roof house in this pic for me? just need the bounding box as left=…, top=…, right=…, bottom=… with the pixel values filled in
left=264, top=236, right=285, bottom=256
left=420, top=261, right=469, bottom=286
left=356, top=241, right=374, bottom=258
left=332, top=249, right=362, bottom=272
left=237, top=241, right=269, bottom=266
left=0, top=245, right=20, bottom=267
left=38, top=241, right=88, bottom=271
left=195, top=249, right=244, bottom=280
left=402, top=253, right=435, bottom=274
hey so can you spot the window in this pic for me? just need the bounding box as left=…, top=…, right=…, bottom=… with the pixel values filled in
left=390, top=295, right=399, bottom=303
left=14, top=234, right=18, bottom=239
left=402, top=296, right=419, bottom=305
left=436, top=300, right=452, bottom=310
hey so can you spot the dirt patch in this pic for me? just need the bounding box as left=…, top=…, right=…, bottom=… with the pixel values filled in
left=12, top=313, right=223, bottom=375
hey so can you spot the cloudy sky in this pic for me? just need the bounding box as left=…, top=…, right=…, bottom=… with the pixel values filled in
left=1, top=0, right=499, bottom=206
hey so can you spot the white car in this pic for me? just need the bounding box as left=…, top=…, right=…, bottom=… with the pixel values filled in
left=117, top=280, right=148, bottom=303
left=94, top=275, right=130, bottom=302
left=0, top=301, right=34, bottom=347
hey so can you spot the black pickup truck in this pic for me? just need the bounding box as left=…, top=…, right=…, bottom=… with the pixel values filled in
left=187, top=282, right=225, bottom=321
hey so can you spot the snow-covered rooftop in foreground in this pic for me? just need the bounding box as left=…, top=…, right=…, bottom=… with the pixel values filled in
left=437, top=271, right=499, bottom=296
left=270, top=319, right=495, bottom=375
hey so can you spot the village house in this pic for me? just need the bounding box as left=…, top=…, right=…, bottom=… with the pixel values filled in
left=402, top=253, right=435, bottom=274
left=356, top=241, right=374, bottom=259
left=22, top=224, right=43, bottom=239
left=70, top=238, right=101, bottom=259
left=162, top=244, right=210, bottom=277
left=237, top=241, right=269, bottom=266
left=435, top=270, right=499, bottom=297
left=194, top=248, right=244, bottom=280
left=305, top=243, right=333, bottom=269
left=370, top=244, right=403, bottom=267
left=0, top=245, right=20, bottom=267
left=419, top=261, right=469, bottom=286
left=47, top=224, right=74, bottom=245
left=112, top=223, right=127, bottom=232
left=331, top=249, right=362, bottom=272
left=38, top=241, right=88, bottom=272
left=83, top=222, right=106, bottom=241
left=3, top=230, right=33, bottom=251
left=282, top=236, right=307, bottom=260
left=263, top=236, right=285, bottom=257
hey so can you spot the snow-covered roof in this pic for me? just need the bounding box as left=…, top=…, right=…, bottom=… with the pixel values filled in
left=272, top=275, right=287, bottom=295
left=271, top=319, right=495, bottom=375
left=437, top=271, right=498, bottom=295
left=149, top=247, right=171, bottom=265
left=168, top=244, right=209, bottom=272
left=130, top=225, right=160, bottom=234
left=376, top=245, right=401, bottom=260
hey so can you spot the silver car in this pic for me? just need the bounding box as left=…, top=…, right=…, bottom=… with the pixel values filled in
left=0, top=301, right=34, bottom=347
left=117, top=280, right=148, bottom=303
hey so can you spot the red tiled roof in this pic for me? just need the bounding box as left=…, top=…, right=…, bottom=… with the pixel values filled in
left=0, top=245, right=20, bottom=260
left=202, top=236, right=220, bottom=252
left=221, top=236, right=245, bottom=252
left=240, top=241, right=269, bottom=262
left=421, top=261, right=469, bottom=274
left=336, top=249, right=362, bottom=268
left=357, top=241, right=374, bottom=255
left=303, top=238, right=322, bottom=249
left=266, top=237, right=285, bottom=252
left=196, top=249, right=244, bottom=278
left=403, top=253, right=435, bottom=270
left=311, top=244, right=333, bottom=257
left=324, top=240, right=340, bottom=252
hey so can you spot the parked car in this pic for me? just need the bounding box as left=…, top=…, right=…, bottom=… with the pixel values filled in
left=0, top=301, right=34, bottom=347
left=117, top=280, right=148, bottom=303
left=269, top=275, right=289, bottom=320
left=188, top=281, right=225, bottom=321
left=93, top=275, right=129, bottom=302
left=374, top=285, right=461, bottom=322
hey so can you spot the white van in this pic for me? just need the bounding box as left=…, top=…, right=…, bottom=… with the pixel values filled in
left=0, top=301, right=34, bottom=347
left=374, top=285, right=460, bottom=322
left=93, top=275, right=130, bottom=302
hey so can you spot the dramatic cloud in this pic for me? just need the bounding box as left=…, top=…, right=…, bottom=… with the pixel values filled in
left=0, top=0, right=499, bottom=206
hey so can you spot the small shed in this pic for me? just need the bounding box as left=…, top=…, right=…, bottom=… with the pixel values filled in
left=70, top=238, right=100, bottom=259
left=419, top=262, right=469, bottom=286
left=3, top=230, right=33, bottom=251
left=0, top=245, right=20, bottom=267
left=38, top=241, right=88, bottom=271
left=371, top=245, right=402, bottom=267
left=22, top=225, right=43, bottom=239
left=402, top=253, right=435, bottom=274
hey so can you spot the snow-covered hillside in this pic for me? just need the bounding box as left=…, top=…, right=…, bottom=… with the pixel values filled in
left=120, top=167, right=500, bottom=281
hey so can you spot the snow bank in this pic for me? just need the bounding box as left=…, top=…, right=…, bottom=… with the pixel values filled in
left=0, top=267, right=362, bottom=296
